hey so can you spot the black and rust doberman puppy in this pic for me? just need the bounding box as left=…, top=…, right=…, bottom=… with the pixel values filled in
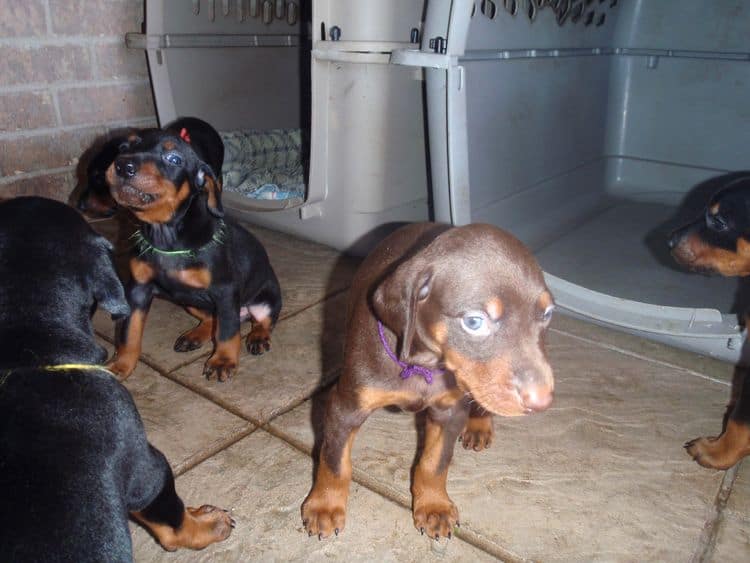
left=302, top=222, right=555, bottom=540
left=103, top=123, right=281, bottom=382
left=77, top=117, right=224, bottom=219
left=669, top=173, right=750, bottom=469
left=0, top=197, right=233, bottom=561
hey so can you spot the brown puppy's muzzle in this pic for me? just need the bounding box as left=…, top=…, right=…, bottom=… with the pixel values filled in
left=446, top=350, right=554, bottom=417
left=514, top=366, right=554, bottom=412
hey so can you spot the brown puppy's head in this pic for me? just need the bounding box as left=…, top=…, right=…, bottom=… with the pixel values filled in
left=105, top=129, right=223, bottom=224
left=669, top=176, right=750, bottom=276
left=372, top=224, right=554, bottom=417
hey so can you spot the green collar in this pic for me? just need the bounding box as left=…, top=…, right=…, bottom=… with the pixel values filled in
left=131, top=220, right=227, bottom=259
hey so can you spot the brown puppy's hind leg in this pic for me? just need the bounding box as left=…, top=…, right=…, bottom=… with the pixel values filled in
left=174, top=307, right=215, bottom=352
left=460, top=403, right=494, bottom=451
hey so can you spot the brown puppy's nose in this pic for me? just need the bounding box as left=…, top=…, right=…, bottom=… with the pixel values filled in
left=114, top=157, right=137, bottom=178
left=519, top=384, right=553, bottom=412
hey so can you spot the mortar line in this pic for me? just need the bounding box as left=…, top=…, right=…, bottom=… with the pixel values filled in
left=172, top=425, right=258, bottom=478
left=690, top=461, right=740, bottom=562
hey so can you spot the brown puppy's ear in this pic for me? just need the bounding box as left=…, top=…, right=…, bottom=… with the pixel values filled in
left=196, top=164, right=224, bottom=218
left=372, top=260, right=433, bottom=362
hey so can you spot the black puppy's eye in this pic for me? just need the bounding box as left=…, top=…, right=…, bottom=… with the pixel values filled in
left=164, top=153, right=183, bottom=166
left=118, top=141, right=129, bottom=151
left=706, top=211, right=729, bottom=232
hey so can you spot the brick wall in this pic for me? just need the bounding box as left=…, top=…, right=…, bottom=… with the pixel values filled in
left=0, top=0, right=157, bottom=201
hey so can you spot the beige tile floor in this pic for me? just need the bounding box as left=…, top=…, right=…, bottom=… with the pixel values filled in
left=90, top=218, right=749, bottom=562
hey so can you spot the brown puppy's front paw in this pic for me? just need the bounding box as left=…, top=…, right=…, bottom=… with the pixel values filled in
left=301, top=495, right=346, bottom=539
left=203, top=357, right=236, bottom=382
left=246, top=326, right=271, bottom=356
left=460, top=416, right=494, bottom=451
left=413, top=497, right=459, bottom=540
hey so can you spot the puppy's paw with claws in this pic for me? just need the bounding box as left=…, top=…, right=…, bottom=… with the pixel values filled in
left=460, top=416, right=494, bottom=451
left=301, top=496, right=346, bottom=540
left=203, top=357, right=236, bottom=382
left=413, top=497, right=459, bottom=541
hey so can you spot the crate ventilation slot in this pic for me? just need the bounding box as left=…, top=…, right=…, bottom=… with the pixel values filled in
left=191, top=0, right=299, bottom=25
left=475, top=0, right=617, bottom=26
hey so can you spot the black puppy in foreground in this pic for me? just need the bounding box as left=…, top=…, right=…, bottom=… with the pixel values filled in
left=0, top=197, right=233, bottom=561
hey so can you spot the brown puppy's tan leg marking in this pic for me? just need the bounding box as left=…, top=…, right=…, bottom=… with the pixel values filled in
left=412, top=415, right=460, bottom=540
left=685, top=419, right=750, bottom=470
left=174, top=307, right=215, bottom=352
left=132, top=505, right=233, bottom=551
left=107, top=309, right=147, bottom=379
left=301, top=430, right=358, bottom=539
left=303, top=385, right=392, bottom=539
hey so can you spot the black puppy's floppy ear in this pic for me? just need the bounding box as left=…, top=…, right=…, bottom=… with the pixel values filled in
left=372, top=258, right=433, bottom=363
left=195, top=163, right=224, bottom=218
left=91, top=236, right=130, bottom=319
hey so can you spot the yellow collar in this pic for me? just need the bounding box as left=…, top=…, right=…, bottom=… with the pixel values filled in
left=42, top=363, right=113, bottom=374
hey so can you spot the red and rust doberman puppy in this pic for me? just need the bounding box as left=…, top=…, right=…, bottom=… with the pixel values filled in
left=669, top=173, right=750, bottom=469
left=302, top=222, right=555, bottom=540
left=103, top=122, right=281, bottom=381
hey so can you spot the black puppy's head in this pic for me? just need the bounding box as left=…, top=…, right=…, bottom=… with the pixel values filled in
left=106, top=129, right=223, bottom=224
left=669, top=176, right=750, bottom=276
left=76, top=135, right=124, bottom=218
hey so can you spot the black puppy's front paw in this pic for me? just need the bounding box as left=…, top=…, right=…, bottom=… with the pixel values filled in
left=174, top=334, right=205, bottom=352
left=246, top=325, right=272, bottom=356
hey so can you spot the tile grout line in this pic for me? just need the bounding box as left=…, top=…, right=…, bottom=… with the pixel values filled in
left=689, top=461, right=741, bottom=563
left=172, top=425, right=258, bottom=478
left=259, top=418, right=529, bottom=563
left=550, top=327, right=732, bottom=386
left=277, top=286, right=350, bottom=323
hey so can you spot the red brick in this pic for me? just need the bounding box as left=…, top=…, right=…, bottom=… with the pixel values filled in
left=0, top=172, right=75, bottom=201
left=0, top=46, right=93, bottom=87
left=95, top=42, right=149, bottom=80
left=0, top=91, right=57, bottom=132
left=0, top=127, right=104, bottom=176
left=50, top=0, right=143, bottom=36
left=0, top=0, right=47, bottom=37
left=57, top=82, right=155, bottom=127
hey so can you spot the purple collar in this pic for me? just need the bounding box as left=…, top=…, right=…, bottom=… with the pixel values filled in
left=377, top=321, right=444, bottom=384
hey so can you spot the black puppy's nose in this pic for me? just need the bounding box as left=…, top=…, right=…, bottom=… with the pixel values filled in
left=114, top=157, right=137, bottom=178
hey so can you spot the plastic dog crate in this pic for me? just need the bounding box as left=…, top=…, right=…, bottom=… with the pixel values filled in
left=129, top=0, right=749, bottom=362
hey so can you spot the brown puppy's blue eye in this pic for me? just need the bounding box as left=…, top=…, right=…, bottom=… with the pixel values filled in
left=164, top=153, right=183, bottom=166
left=461, top=311, right=491, bottom=336
left=543, top=304, right=555, bottom=322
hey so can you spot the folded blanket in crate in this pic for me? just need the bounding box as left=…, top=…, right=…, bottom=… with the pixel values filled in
left=220, top=129, right=305, bottom=201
